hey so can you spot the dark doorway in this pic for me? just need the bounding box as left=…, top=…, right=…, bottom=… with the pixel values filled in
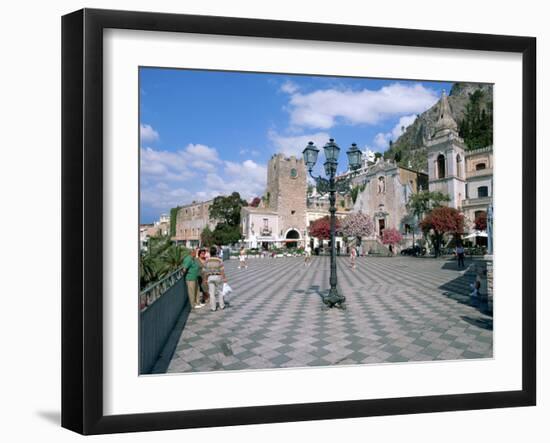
left=378, top=219, right=385, bottom=236
left=285, top=229, right=300, bottom=248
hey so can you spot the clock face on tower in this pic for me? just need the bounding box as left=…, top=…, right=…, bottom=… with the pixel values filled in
left=290, top=168, right=297, bottom=178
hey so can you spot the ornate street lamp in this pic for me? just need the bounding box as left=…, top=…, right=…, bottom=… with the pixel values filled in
left=303, top=139, right=362, bottom=308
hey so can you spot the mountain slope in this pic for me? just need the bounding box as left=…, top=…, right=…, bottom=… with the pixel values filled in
left=384, top=82, right=493, bottom=171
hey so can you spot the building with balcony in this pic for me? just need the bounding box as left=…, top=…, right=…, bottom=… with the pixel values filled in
left=462, top=146, right=493, bottom=226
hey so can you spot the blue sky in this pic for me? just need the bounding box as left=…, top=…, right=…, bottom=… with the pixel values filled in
left=140, top=67, right=452, bottom=223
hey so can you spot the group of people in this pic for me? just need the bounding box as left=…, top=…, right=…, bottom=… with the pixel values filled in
left=182, top=246, right=228, bottom=312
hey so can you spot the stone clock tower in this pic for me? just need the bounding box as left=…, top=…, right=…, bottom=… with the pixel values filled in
left=265, top=154, right=307, bottom=244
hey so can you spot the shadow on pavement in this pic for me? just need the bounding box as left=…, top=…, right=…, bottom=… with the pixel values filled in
left=439, top=261, right=492, bottom=317
left=461, top=315, right=493, bottom=330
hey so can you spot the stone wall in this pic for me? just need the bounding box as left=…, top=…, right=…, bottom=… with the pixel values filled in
left=486, top=257, right=493, bottom=311
left=173, top=200, right=216, bottom=245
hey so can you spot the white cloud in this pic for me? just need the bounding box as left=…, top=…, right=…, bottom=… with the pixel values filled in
left=140, top=147, right=196, bottom=182
left=391, top=114, right=417, bottom=139
left=210, top=159, right=267, bottom=200
left=185, top=143, right=220, bottom=162
left=373, top=114, right=418, bottom=151
left=373, top=132, right=391, bottom=150
left=140, top=124, right=159, bottom=144
left=268, top=129, right=331, bottom=157
left=285, top=83, right=437, bottom=129
left=280, top=80, right=299, bottom=94
left=140, top=144, right=267, bottom=214
left=239, top=148, right=261, bottom=157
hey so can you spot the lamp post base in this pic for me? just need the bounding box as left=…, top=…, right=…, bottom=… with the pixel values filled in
left=323, top=287, right=346, bottom=308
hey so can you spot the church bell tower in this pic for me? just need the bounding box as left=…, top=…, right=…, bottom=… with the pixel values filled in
left=425, top=90, right=466, bottom=209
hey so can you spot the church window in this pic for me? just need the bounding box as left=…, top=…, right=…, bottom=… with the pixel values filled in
left=476, top=162, right=486, bottom=171
left=290, top=168, right=297, bottom=178
left=478, top=186, right=489, bottom=198
left=437, top=154, right=446, bottom=178
left=291, top=210, right=296, bottom=215
left=456, top=154, right=462, bottom=177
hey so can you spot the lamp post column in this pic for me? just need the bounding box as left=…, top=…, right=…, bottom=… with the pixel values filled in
left=302, top=139, right=362, bottom=308
left=328, top=174, right=338, bottom=297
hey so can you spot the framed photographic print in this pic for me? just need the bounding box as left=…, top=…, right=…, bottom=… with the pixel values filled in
left=62, top=8, right=536, bottom=435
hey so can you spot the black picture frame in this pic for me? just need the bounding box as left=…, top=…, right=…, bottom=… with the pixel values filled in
left=62, top=8, right=536, bottom=435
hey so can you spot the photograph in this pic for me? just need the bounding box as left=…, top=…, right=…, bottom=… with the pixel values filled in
left=138, top=68, right=494, bottom=375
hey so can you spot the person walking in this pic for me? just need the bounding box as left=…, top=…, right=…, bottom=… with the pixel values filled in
left=197, top=248, right=209, bottom=304
left=456, top=243, right=465, bottom=269
left=469, top=265, right=482, bottom=300
left=304, top=244, right=312, bottom=266
left=238, top=246, right=248, bottom=269
left=182, top=249, right=203, bottom=310
left=350, top=245, right=357, bottom=270
left=203, top=246, right=228, bottom=311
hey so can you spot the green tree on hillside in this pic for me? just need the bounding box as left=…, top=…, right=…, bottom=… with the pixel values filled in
left=459, top=90, right=493, bottom=150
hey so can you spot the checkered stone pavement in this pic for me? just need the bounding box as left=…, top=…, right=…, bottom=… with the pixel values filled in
left=163, top=255, right=493, bottom=373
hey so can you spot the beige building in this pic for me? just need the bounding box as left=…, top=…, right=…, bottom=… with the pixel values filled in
left=240, top=207, right=280, bottom=249
left=462, top=146, right=493, bottom=225
left=172, top=200, right=216, bottom=248
left=140, top=214, right=170, bottom=250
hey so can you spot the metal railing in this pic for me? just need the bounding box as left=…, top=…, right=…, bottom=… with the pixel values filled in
left=140, top=266, right=185, bottom=311
left=139, top=266, right=190, bottom=374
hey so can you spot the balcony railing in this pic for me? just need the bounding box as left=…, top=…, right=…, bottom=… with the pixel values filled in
left=466, top=168, right=493, bottom=179
left=462, top=196, right=492, bottom=207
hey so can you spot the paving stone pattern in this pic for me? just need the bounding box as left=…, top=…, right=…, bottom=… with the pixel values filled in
left=164, top=256, right=493, bottom=373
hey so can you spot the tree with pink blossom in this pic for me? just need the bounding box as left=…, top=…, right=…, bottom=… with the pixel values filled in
left=341, top=212, right=375, bottom=241
left=382, top=228, right=402, bottom=250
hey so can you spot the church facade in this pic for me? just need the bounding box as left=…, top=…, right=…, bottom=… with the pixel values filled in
left=352, top=159, right=428, bottom=236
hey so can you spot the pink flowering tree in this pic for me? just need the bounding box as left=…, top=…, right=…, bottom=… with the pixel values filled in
left=382, top=228, right=402, bottom=248
left=341, top=212, right=375, bottom=242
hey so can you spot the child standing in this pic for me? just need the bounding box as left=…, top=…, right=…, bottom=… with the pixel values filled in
left=238, top=246, right=248, bottom=269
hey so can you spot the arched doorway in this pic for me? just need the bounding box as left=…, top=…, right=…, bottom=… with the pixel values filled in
left=285, top=229, right=300, bottom=248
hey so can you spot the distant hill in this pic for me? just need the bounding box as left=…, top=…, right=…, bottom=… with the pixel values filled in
left=384, top=82, right=493, bottom=171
